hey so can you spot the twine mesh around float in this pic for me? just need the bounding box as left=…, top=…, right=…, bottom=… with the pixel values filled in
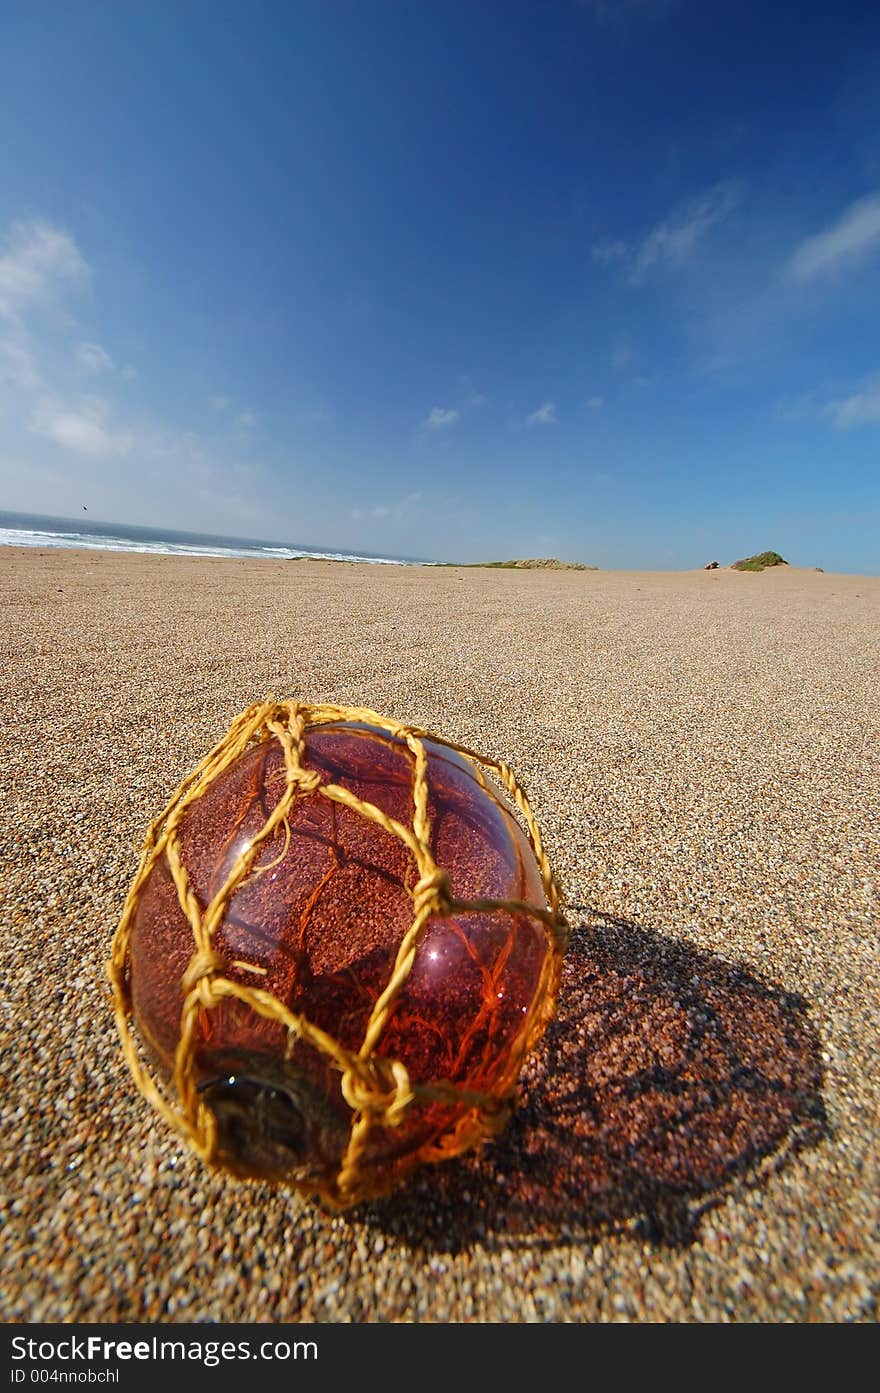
left=106, top=699, right=570, bottom=1208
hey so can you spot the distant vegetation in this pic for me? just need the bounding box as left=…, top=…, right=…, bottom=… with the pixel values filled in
left=730, top=551, right=788, bottom=572
left=436, top=557, right=596, bottom=571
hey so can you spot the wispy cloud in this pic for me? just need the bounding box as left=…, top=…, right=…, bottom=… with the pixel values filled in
left=208, top=396, right=258, bottom=430
left=526, top=402, right=557, bottom=426
left=0, top=340, right=42, bottom=392
left=350, top=491, right=422, bottom=523
left=30, top=395, right=133, bottom=457
left=821, top=373, right=880, bottom=429
left=787, top=194, right=880, bottom=282
left=76, top=341, right=113, bottom=375
left=0, top=221, right=88, bottom=319
left=632, top=181, right=740, bottom=281
left=1, top=223, right=133, bottom=458
left=587, top=395, right=604, bottom=409
left=425, top=406, right=460, bottom=429
left=592, top=238, right=628, bottom=265
left=611, top=335, right=633, bottom=372
left=353, top=505, right=392, bottom=520
left=143, top=425, right=204, bottom=464
left=0, top=214, right=279, bottom=534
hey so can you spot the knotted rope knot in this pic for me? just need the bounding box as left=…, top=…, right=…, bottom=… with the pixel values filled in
left=181, top=947, right=228, bottom=999
left=340, top=1056, right=414, bottom=1127
left=292, top=768, right=323, bottom=795
left=412, top=866, right=452, bottom=919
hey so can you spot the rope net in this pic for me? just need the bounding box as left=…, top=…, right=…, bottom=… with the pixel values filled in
left=107, top=699, right=569, bottom=1208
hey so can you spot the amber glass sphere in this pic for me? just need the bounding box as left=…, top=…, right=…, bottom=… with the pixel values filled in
left=128, top=721, right=554, bottom=1198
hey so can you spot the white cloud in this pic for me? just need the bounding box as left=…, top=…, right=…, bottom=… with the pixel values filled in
left=787, top=194, right=880, bottom=282
left=587, top=395, right=604, bottom=409
left=30, top=396, right=132, bottom=457
left=0, top=220, right=88, bottom=319
left=526, top=402, right=557, bottom=426
left=76, top=341, right=113, bottom=375
left=821, top=374, right=880, bottom=429
left=0, top=340, right=42, bottom=392
left=425, top=406, right=460, bottom=429
left=591, top=239, right=628, bottom=265
left=209, top=395, right=230, bottom=411
left=632, top=181, right=740, bottom=281
left=0, top=215, right=281, bottom=535
left=236, top=409, right=257, bottom=428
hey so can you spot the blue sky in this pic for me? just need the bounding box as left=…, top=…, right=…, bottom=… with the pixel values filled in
left=1, top=1, right=879, bottom=570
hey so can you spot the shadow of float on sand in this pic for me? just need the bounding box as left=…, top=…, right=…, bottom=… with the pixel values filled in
left=362, top=911, right=829, bottom=1250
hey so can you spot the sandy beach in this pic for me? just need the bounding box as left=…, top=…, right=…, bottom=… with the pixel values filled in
left=1, top=546, right=877, bottom=1323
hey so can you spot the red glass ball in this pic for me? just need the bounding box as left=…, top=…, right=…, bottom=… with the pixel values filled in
left=128, top=721, right=555, bottom=1199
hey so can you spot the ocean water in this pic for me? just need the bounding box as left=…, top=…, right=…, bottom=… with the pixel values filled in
left=0, top=510, right=427, bottom=566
